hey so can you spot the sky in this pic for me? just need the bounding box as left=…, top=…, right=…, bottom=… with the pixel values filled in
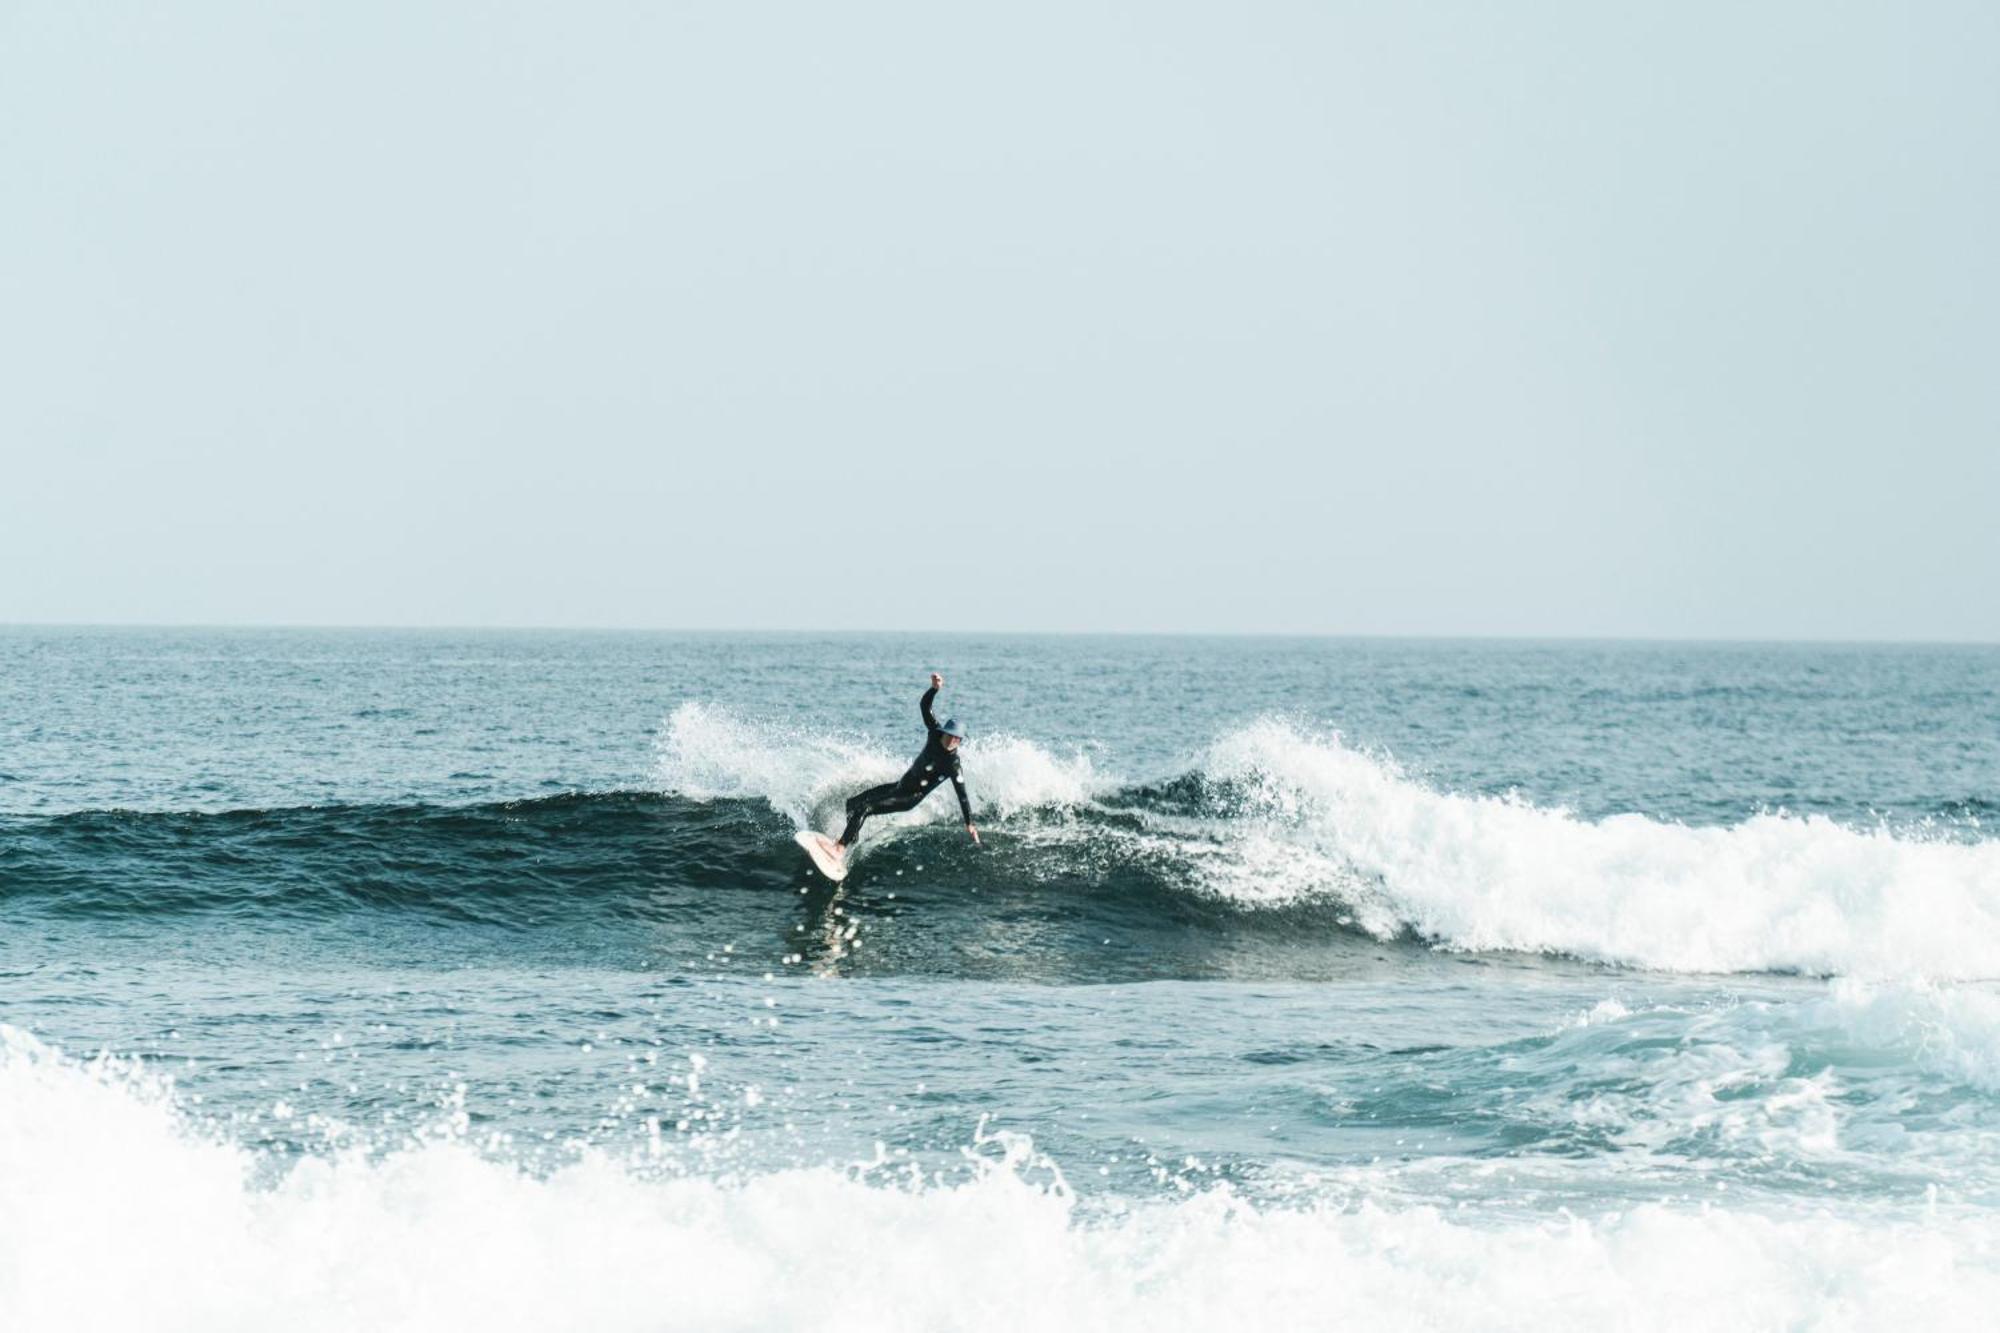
left=2, top=2, right=1995, bottom=638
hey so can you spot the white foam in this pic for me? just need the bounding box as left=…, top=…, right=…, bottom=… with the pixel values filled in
left=1192, top=720, right=2000, bottom=978
left=1507, top=982, right=2000, bottom=1173
left=1813, top=979, right=2000, bottom=1094
left=3, top=1028, right=1998, bottom=1333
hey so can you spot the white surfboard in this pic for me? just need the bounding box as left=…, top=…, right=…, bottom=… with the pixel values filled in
left=793, top=830, right=849, bottom=883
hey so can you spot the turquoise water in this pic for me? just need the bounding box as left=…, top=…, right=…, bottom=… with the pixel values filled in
left=3, top=629, right=1999, bottom=1329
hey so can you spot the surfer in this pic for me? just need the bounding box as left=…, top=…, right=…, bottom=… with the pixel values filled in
left=834, top=673, right=979, bottom=858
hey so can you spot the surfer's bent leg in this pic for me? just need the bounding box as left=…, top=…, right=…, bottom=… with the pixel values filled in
left=840, top=781, right=926, bottom=847
left=840, top=783, right=897, bottom=845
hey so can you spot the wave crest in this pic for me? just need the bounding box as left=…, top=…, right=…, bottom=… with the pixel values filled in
left=1195, top=720, right=2000, bottom=978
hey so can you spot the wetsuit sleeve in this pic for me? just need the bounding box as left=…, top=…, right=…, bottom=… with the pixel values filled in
left=952, top=774, right=973, bottom=823
left=920, top=686, right=940, bottom=731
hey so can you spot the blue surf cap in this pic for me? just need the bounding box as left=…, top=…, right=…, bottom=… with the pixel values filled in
left=938, top=717, right=966, bottom=739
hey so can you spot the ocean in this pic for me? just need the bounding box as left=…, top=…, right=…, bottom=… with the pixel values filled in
left=3, top=627, right=1999, bottom=1330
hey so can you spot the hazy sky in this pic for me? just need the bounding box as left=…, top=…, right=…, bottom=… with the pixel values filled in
left=3, top=2, right=1995, bottom=637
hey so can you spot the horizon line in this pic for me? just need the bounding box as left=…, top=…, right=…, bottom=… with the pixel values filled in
left=2, top=621, right=1995, bottom=648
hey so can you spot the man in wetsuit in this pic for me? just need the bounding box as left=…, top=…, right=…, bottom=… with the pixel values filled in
left=834, top=673, right=980, bottom=857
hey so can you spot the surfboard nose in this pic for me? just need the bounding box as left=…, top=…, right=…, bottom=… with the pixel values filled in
left=794, top=829, right=849, bottom=883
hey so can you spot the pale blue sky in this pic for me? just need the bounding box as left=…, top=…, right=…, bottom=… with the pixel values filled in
left=3, top=2, right=1995, bottom=637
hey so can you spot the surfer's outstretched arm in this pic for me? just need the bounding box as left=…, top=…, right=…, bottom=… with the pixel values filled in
left=954, top=776, right=980, bottom=844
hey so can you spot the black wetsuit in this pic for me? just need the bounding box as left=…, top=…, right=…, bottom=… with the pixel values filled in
left=839, top=687, right=972, bottom=847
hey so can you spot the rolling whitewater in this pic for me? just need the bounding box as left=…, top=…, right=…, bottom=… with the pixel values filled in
left=4, top=627, right=2000, bottom=1329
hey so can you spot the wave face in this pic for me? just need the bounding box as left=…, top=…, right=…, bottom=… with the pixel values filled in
left=7, top=704, right=1998, bottom=980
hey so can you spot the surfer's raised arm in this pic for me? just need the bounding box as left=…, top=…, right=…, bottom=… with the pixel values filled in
left=921, top=672, right=943, bottom=730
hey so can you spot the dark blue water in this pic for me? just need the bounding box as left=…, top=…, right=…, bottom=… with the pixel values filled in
left=3, top=629, right=1998, bottom=1330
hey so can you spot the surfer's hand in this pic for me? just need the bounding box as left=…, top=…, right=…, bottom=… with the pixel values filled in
left=966, top=823, right=980, bottom=844
left=930, top=672, right=944, bottom=690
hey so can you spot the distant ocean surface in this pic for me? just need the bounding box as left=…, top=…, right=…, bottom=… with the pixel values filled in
left=4, top=628, right=2000, bottom=1330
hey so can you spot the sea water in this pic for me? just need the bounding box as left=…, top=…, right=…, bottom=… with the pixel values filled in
left=3, top=628, right=1998, bottom=1330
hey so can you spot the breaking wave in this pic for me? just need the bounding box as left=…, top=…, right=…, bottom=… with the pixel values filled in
left=655, top=707, right=2000, bottom=979
left=3, top=707, right=1995, bottom=980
